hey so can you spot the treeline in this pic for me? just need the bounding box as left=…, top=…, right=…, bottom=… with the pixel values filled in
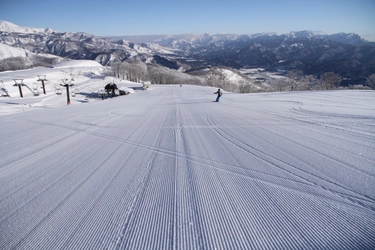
left=110, top=61, right=257, bottom=93
left=110, top=61, right=375, bottom=92
left=0, top=57, right=31, bottom=71
left=0, top=56, right=59, bottom=72
left=110, top=61, right=204, bottom=85
left=268, top=70, right=375, bottom=91
left=270, top=71, right=344, bottom=91
left=2, top=56, right=374, bottom=92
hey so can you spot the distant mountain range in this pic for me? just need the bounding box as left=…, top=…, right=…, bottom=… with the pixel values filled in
left=1, top=20, right=375, bottom=85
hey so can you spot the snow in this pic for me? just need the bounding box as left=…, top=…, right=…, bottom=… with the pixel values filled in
left=0, top=60, right=137, bottom=115
left=218, top=68, right=245, bottom=82
left=52, top=60, right=102, bottom=69
left=0, top=43, right=60, bottom=61
left=0, top=44, right=28, bottom=59
left=0, top=20, right=54, bottom=34
left=0, top=61, right=375, bottom=249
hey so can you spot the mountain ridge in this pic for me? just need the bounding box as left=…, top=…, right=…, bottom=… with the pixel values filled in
left=1, top=20, right=375, bottom=85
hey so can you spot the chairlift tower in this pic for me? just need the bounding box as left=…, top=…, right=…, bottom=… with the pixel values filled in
left=13, top=79, right=25, bottom=98
left=61, top=78, right=74, bottom=105
left=37, top=75, right=47, bottom=95
left=0, top=80, right=4, bottom=96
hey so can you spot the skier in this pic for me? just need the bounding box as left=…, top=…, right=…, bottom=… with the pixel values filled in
left=214, top=88, right=222, bottom=102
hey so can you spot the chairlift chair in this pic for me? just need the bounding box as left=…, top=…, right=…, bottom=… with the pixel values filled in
left=32, top=83, right=40, bottom=95
left=55, top=88, right=62, bottom=95
left=71, top=88, right=79, bottom=97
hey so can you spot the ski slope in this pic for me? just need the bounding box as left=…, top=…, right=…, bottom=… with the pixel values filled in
left=0, top=60, right=137, bottom=116
left=0, top=84, right=375, bottom=249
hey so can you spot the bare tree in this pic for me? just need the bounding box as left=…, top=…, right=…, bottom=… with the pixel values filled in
left=32, top=56, right=58, bottom=67
left=366, top=74, right=375, bottom=89
left=0, top=57, right=31, bottom=71
left=119, top=61, right=149, bottom=82
left=148, top=65, right=170, bottom=84
left=304, top=74, right=318, bottom=90
left=111, top=62, right=121, bottom=78
left=286, top=70, right=303, bottom=91
left=274, top=78, right=288, bottom=92
left=103, top=66, right=114, bottom=77
left=320, top=72, right=342, bottom=90
left=238, top=80, right=253, bottom=93
left=119, top=62, right=128, bottom=80
left=296, top=74, right=318, bottom=90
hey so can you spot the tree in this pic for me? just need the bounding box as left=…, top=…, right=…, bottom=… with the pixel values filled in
left=366, top=74, right=375, bottom=89
left=238, top=80, right=254, bottom=93
left=0, top=57, right=31, bottom=71
left=32, top=55, right=58, bottom=67
left=110, top=62, right=121, bottom=78
left=274, top=78, right=288, bottom=92
left=286, top=70, right=303, bottom=91
left=298, top=74, right=318, bottom=90
left=320, top=72, right=342, bottom=90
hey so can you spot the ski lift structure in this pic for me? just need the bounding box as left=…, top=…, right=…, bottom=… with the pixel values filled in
left=0, top=80, right=9, bottom=97
left=60, top=78, right=74, bottom=105
left=32, top=82, right=40, bottom=96
left=13, top=79, right=25, bottom=98
left=55, top=83, right=62, bottom=95
left=71, top=86, right=79, bottom=97
left=37, top=75, right=47, bottom=95
left=55, top=88, right=62, bottom=95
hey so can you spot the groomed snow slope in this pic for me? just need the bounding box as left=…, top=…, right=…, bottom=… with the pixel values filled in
left=0, top=60, right=136, bottom=115
left=0, top=85, right=374, bottom=249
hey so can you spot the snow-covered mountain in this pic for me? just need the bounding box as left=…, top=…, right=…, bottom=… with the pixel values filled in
left=146, top=31, right=375, bottom=84
left=0, top=43, right=28, bottom=59
left=112, top=31, right=369, bottom=46
left=0, top=20, right=54, bottom=34
left=0, top=20, right=183, bottom=67
left=1, top=20, right=375, bottom=85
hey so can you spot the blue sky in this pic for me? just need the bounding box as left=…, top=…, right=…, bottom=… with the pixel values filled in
left=1, top=0, right=374, bottom=40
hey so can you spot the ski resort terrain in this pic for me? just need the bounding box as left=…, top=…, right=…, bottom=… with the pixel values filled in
left=0, top=61, right=374, bottom=249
